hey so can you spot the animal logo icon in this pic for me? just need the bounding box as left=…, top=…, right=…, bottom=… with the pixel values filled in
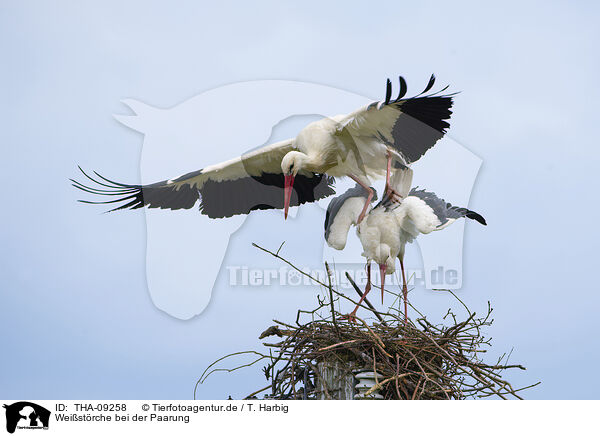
left=3, top=402, right=50, bottom=434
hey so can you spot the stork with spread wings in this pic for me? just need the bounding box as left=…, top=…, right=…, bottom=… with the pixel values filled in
left=72, top=75, right=454, bottom=221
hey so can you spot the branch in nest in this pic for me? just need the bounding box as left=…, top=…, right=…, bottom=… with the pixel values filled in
left=196, top=243, right=539, bottom=400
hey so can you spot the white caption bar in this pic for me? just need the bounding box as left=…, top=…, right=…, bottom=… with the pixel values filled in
left=0, top=400, right=597, bottom=436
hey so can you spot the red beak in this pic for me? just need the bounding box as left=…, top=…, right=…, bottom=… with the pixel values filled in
left=379, top=264, right=387, bottom=304
left=284, top=175, right=295, bottom=220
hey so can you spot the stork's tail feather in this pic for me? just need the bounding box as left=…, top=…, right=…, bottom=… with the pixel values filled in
left=379, top=167, right=414, bottom=208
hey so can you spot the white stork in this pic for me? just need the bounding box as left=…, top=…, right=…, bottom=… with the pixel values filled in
left=72, top=75, right=453, bottom=221
left=324, top=168, right=486, bottom=322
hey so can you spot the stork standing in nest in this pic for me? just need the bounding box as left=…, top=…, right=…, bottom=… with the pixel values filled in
left=72, top=75, right=453, bottom=223
left=324, top=168, right=486, bottom=322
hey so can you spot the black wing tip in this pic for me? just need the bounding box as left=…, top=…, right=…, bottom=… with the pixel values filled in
left=422, top=74, right=436, bottom=94
left=384, top=78, right=392, bottom=104
left=466, top=210, right=487, bottom=226
left=73, top=166, right=202, bottom=212
left=410, top=188, right=486, bottom=226
left=373, top=74, right=456, bottom=113
left=72, top=166, right=145, bottom=212
left=397, top=76, right=407, bottom=100
left=450, top=203, right=487, bottom=226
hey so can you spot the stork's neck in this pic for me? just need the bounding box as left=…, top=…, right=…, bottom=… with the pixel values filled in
left=306, top=147, right=340, bottom=174
left=290, top=150, right=321, bottom=173
left=377, top=243, right=392, bottom=263
left=303, top=152, right=323, bottom=171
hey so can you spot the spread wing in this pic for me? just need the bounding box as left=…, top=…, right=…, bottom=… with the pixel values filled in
left=72, top=139, right=336, bottom=219
left=407, top=187, right=487, bottom=231
left=324, top=184, right=377, bottom=250
left=340, top=75, right=455, bottom=166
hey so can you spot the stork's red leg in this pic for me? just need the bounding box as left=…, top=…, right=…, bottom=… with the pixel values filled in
left=399, top=257, right=408, bottom=324
left=348, top=175, right=374, bottom=224
left=342, top=263, right=371, bottom=323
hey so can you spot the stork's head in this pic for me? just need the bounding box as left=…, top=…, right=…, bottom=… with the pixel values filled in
left=281, top=151, right=308, bottom=219
left=368, top=244, right=394, bottom=273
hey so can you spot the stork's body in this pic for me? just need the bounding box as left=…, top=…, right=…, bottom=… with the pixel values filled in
left=324, top=168, right=486, bottom=322
left=290, top=116, right=389, bottom=180
left=281, top=115, right=393, bottom=221
left=73, top=75, right=453, bottom=221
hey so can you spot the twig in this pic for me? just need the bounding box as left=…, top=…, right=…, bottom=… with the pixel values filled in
left=198, top=249, right=538, bottom=400
left=325, top=262, right=339, bottom=334
left=243, top=385, right=271, bottom=400
left=318, top=339, right=360, bottom=352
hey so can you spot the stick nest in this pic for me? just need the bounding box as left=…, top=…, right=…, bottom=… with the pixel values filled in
left=197, top=244, right=539, bottom=400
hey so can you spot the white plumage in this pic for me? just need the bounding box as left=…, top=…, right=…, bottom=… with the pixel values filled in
left=324, top=167, right=486, bottom=321
left=74, top=76, right=453, bottom=221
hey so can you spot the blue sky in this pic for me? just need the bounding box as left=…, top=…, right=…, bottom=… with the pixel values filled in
left=1, top=1, right=599, bottom=399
